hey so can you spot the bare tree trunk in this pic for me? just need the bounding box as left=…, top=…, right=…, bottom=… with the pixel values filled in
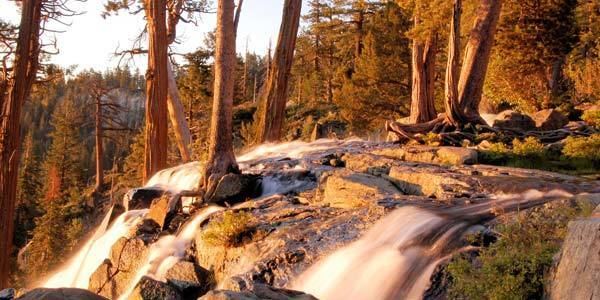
left=444, top=0, right=463, bottom=127
left=94, top=96, right=104, bottom=192
left=167, top=61, right=192, bottom=162
left=256, top=0, right=302, bottom=142
left=233, top=0, right=244, bottom=37
left=457, top=0, right=502, bottom=123
left=410, top=27, right=438, bottom=124
left=0, top=0, right=41, bottom=289
left=143, top=0, right=169, bottom=183
left=202, top=0, right=239, bottom=199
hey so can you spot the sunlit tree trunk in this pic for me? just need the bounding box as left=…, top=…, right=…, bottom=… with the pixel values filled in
left=202, top=0, right=239, bottom=199
left=457, top=0, right=502, bottom=124
left=143, top=0, right=169, bottom=183
left=94, top=94, right=104, bottom=192
left=256, top=0, right=303, bottom=142
left=167, top=61, right=192, bottom=162
left=409, top=15, right=438, bottom=124
left=444, top=0, right=463, bottom=127
left=0, top=0, right=42, bottom=289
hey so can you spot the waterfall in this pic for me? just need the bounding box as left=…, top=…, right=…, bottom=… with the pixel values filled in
left=117, top=206, right=223, bottom=300
left=292, top=189, right=573, bottom=300
left=42, top=209, right=148, bottom=289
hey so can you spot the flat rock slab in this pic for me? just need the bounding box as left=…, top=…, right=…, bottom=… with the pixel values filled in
left=322, top=171, right=402, bottom=208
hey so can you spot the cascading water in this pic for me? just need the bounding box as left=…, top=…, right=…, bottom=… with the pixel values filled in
left=292, top=189, right=574, bottom=300
left=42, top=209, right=148, bottom=289
left=117, top=206, right=223, bottom=300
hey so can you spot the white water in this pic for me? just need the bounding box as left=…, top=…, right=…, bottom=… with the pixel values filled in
left=293, top=189, right=574, bottom=300
left=42, top=209, right=147, bottom=289
left=117, top=206, right=223, bottom=300
left=292, top=206, right=448, bottom=299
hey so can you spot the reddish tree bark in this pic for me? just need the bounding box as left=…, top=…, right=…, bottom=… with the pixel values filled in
left=409, top=18, right=438, bottom=124
left=444, top=0, right=463, bottom=127
left=202, top=0, right=239, bottom=199
left=143, top=0, right=169, bottom=183
left=256, top=0, right=303, bottom=142
left=457, top=0, right=502, bottom=124
left=0, top=0, right=42, bottom=289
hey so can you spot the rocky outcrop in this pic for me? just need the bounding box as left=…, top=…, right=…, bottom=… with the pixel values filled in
left=532, top=109, right=568, bottom=131
left=165, top=261, right=212, bottom=298
left=388, top=166, right=470, bottom=200
left=17, top=288, right=108, bottom=300
left=129, top=277, right=182, bottom=300
left=89, top=238, right=149, bottom=299
left=371, top=146, right=478, bottom=166
left=199, top=284, right=317, bottom=300
left=549, top=207, right=600, bottom=300
left=492, top=110, right=536, bottom=131
left=321, top=171, right=402, bottom=208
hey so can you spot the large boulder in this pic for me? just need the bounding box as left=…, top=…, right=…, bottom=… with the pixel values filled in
left=322, top=171, right=402, bottom=208
left=199, top=284, right=317, bottom=300
left=211, top=174, right=260, bottom=204
left=17, top=288, right=107, bottom=300
left=147, top=195, right=182, bottom=229
left=129, top=276, right=182, bottom=300
left=492, top=110, right=536, bottom=131
left=165, top=261, right=211, bottom=298
left=88, top=237, right=149, bottom=299
left=532, top=109, right=568, bottom=131
left=549, top=209, right=600, bottom=300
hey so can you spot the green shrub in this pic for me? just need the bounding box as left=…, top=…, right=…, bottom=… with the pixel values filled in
left=562, top=134, right=600, bottom=162
left=512, top=137, right=547, bottom=158
left=581, top=110, right=600, bottom=127
left=448, top=201, right=593, bottom=300
left=200, top=211, right=254, bottom=247
left=479, top=142, right=511, bottom=163
left=423, top=132, right=441, bottom=147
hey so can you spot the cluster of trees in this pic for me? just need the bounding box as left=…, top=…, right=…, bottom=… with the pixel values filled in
left=2, top=0, right=600, bottom=288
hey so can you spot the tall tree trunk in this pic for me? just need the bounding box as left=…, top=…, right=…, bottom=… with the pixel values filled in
left=167, top=61, right=192, bottom=162
left=444, top=0, right=463, bottom=127
left=457, top=0, right=502, bottom=123
left=94, top=96, right=104, bottom=192
left=353, top=5, right=365, bottom=72
left=143, top=0, right=169, bottom=183
left=314, top=0, right=321, bottom=73
left=0, top=0, right=41, bottom=289
left=410, top=27, right=438, bottom=124
left=165, top=0, right=193, bottom=163
left=202, top=0, right=239, bottom=199
left=233, top=0, right=244, bottom=37
left=256, top=0, right=302, bottom=142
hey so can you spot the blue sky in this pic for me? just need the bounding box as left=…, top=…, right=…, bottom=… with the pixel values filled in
left=0, top=0, right=309, bottom=72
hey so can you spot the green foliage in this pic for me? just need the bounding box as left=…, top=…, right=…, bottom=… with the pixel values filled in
left=479, top=142, right=511, bottom=163
left=562, top=134, right=600, bottom=161
left=512, top=137, right=547, bottom=158
left=448, top=201, right=592, bottom=300
left=581, top=110, right=600, bottom=127
left=200, top=211, right=254, bottom=247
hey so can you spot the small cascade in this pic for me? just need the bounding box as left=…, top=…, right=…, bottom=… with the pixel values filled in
left=117, top=206, right=224, bottom=300
left=42, top=209, right=147, bottom=289
left=292, top=189, right=573, bottom=300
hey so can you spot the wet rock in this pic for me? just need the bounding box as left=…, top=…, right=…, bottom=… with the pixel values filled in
left=124, top=187, right=165, bottom=211
left=199, top=284, right=317, bottom=300
left=0, top=289, right=14, bottom=300
left=17, top=288, right=107, bottom=300
left=147, top=195, right=181, bottom=229
left=88, top=238, right=149, bottom=299
left=492, top=110, right=536, bottom=131
left=549, top=210, right=600, bottom=300
left=211, top=174, right=261, bottom=204
left=129, top=276, right=181, bottom=300
left=532, top=109, right=568, bottom=131
left=322, top=171, right=402, bottom=208
left=311, top=120, right=347, bottom=141
left=165, top=261, right=211, bottom=298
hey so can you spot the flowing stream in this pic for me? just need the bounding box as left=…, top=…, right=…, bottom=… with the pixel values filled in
left=40, top=139, right=575, bottom=299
